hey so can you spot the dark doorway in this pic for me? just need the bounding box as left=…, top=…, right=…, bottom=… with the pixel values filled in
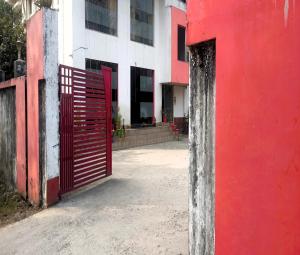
left=86, top=59, right=118, bottom=120
left=162, top=85, right=174, bottom=122
left=131, top=66, right=154, bottom=127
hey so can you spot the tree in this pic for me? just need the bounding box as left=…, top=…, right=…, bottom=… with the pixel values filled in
left=0, top=0, right=25, bottom=80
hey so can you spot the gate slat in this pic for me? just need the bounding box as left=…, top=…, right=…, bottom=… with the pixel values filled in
left=73, top=132, right=106, bottom=141
left=74, top=153, right=106, bottom=163
left=74, top=175, right=107, bottom=189
left=74, top=162, right=106, bottom=172
left=74, top=139, right=107, bottom=149
left=74, top=171, right=106, bottom=185
left=74, top=162, right=107, bottom=175
left=73, top=102, right=105, bottom=107
left=74, top=145, right=107, bottom=155
left=74, top=141, right=106, bottom=151
left=74, top=167, right=107, bottom=180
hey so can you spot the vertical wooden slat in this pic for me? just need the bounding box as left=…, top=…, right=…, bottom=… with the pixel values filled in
left=102, top=66, right=112, bottom=176
left=70, top=68, right=74, bottom=190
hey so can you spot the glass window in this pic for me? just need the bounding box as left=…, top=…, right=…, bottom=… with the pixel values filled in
left=131, top=67, right=154, bottom=126
left=86, top=59, right=118, bottom=119
left=178, top=25, right=188, bottom=61
left=140, top=102, right=153, bottom=118
left=85, top=0, right=118, bottom=36
left=140, top=75, right=153, bottom=92
left=130, top=0, right=154, bottom=46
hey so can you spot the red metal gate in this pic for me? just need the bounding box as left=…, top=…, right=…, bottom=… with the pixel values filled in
left=59, top=65, right=112, bottom=194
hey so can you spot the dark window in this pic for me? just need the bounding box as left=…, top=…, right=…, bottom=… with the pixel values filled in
left=130, top=0, right=154, bottom=46
left=86, top=59, right=118, bottom=119
left=85, top=0, right=118, bottom=36
left=28, top=0, right=32, bottom=15
left=162, top=85, right=174, bottom=123
left=178, top=25, right=188, bottom=61
left=131, top=67, right=154, bottom=126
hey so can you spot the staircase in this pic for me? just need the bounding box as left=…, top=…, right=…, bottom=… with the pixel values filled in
left=112, top=125, right=178, bottom=151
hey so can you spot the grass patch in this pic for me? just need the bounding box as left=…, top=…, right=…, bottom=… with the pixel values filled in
left=0, top=178, right=40, bottom=228
left=0, top=182, right=21, bottom=217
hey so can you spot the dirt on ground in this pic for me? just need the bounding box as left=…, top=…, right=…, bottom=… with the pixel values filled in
left=0, top=141, right=188, bottom=254
left=0, top=179, right=40, bottom=228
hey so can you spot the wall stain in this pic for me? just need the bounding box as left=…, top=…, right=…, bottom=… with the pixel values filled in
left=284, top=0, right=289, bottom=27
left=189, top=40, right=216, bottom=255
left=0, top=87, right=16, bottom=189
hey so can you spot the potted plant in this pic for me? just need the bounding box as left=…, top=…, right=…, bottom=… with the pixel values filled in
left=113, top=108, right=125, bottom=140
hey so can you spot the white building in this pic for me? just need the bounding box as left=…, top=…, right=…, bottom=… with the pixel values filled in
left=13, top=0, right=189, bottom=128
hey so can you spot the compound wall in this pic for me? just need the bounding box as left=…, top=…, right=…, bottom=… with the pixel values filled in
left=187, top=1, right=300, bottom=254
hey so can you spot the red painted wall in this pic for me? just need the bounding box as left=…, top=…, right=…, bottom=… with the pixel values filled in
left=0, top=77, right=26, bottom=197
left=171, top=7, right=189, bottom=85
left=187, top=1, right=300, bottom=254
left=26, top=11, right=44, bottom=206
left=15, top=78, right=26, bottom=197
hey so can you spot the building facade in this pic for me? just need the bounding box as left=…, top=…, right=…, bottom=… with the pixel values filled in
left=14, top=0, right=189, bottom=127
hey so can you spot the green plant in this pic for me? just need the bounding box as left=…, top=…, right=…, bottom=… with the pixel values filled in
left=113, top=107, right=125, bottom=138
left=114, top=128, right=125, bottom=138
left=114, top=107, right=122, bottom=130
left=0, top=0, right=26, bottom=80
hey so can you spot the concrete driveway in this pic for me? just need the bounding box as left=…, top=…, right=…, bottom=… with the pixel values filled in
left=0, top=141, right=188, bottom=255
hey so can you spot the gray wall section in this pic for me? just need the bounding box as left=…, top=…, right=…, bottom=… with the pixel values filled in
left=0, top=87, right=16, bottom=189
left=40, top=8, right=59, bottom=206
left=189, top=40, right=216, bottom=255
left=44, top=9, right=59, bottom=180
left=39, top=80, right=46, bottom=205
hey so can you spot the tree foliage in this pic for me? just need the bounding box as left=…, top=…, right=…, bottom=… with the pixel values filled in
left=0, top=0, right=25, bottom=80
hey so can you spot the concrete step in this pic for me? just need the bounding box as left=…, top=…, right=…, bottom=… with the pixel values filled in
left=112, top=126, right=177, bottom=151
left=113, top=135, right=176, bottom=151
left=123, top=125, right=170, bottom=136
left=114, top=130, right=171, bottom=141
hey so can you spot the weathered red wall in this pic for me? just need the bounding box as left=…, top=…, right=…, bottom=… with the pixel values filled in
left=171, top=7, right=189, bottom=85
left=187, top=1, right=300, bottom=254
left=26, top=11, right=44, bottom=206
left=15, top=78, right=26, bottom=197
left=0, top=77, right=26, bottom=197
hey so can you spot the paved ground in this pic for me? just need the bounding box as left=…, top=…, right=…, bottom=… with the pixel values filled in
left=0, top=141, right=188, bottom=255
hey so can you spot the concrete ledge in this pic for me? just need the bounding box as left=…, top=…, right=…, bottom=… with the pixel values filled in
left=113, top=126, right=177, bottom=151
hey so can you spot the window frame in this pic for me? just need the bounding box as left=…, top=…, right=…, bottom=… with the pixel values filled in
left=130, top=0, right=155, bottom=47
left=177, top=25, right=188, bottom=62
left=130, top=66, right=155, bottom=125
left=85, top=0, right=118, bottom=37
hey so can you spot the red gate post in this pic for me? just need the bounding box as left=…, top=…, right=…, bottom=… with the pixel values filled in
left=102, top=66, right=112, bottom=177
left=59, top=65, right=74, bottom=194
left=27, top=9, right=60, bottom=207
